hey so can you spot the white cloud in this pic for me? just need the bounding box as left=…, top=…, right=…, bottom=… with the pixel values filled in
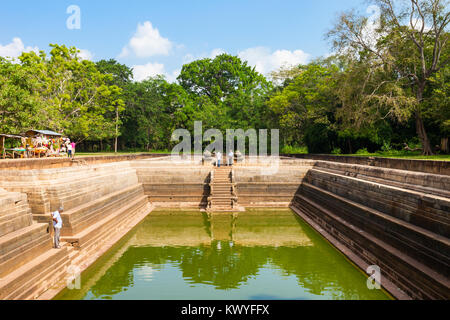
left=0, top=38, right=39, bottom=59
left=238, top=47, right=310, bottom=75
left=182, top=48, right=226, bottom=64
left=77, top=49, right=94, bottom=61
left=120, top=21, right=173, bottom=58
left=132, top=62, right=180, bottom=83
left=209, top=48, right=226, bottom=58
left=165, top=69, right=181, bottom=83
left=132, top=62, right=166, bottom=81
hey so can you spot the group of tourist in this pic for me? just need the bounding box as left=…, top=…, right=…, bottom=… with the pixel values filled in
left=216, top=150, right=234, bottom=168
left=60, top=138, right=76, bottom=159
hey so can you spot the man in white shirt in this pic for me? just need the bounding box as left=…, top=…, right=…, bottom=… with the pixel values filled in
left=51, top=207, right=63, bottom=249
left=228, top=150, right=234, bottom=166
left=217, top=152, right=222, bottom=167
left=67, top=143, right=73, bottom=159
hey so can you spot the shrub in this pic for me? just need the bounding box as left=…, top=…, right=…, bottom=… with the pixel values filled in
left=331, top=147, right=342, bottom=155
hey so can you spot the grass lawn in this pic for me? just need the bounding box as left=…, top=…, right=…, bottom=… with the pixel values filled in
left=336, top=152, right=450, bottom=161
left=75, top=150, right=450, bottom=161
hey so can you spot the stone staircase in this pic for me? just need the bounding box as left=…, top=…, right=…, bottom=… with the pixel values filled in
left=0, top=162, right=154, bottom=299
left=208, top=166, right=239, bottom=212
left=291, top=161, right=450, bottom=300
left=0, top=188, right=71, bottom=300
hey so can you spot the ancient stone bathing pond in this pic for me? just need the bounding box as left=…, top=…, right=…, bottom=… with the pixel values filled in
left=55, top=209, right=391, bottom=300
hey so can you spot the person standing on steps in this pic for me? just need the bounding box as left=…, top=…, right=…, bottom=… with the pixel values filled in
left=71, top=141, right=76, bottom=160
left=228, top=150, right=234, bottom=167
left=67, top=140, right=73, bottom=159
left=217, top=151, right=222, bottom=168
left=51, top=206, right=63, bottom=249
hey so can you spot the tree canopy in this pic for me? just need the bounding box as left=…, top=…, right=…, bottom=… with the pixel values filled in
left=1, top=1, right=448, bottom=155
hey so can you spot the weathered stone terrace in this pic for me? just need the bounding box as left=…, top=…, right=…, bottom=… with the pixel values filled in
left=0, top=155, right=448, bottom=300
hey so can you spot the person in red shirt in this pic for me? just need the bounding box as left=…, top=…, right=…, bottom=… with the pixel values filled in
left=70, top=142, right=76, bottom=159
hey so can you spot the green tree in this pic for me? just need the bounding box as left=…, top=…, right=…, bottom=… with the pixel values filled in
left=328, top=0, right=449, bottom=154
left=267, top=61, right=340, bottom=153
left=121, top=77, right=175, bottom=150
left=96, top=59, right=133, bottom=152
left=178, top=54, right=273, bottom=133
left=19, top=44, right=124, bottom=143
left=0, top=57, right=42, bottom=133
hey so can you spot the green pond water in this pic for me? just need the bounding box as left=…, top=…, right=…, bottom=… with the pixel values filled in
left=55, top=209, right=391, bottom=300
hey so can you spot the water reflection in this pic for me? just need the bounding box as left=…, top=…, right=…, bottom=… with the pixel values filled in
left=56, top=210, right=390, bottom=300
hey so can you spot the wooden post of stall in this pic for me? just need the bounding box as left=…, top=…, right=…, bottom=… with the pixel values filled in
left=1, top=136, right=4, bottom=159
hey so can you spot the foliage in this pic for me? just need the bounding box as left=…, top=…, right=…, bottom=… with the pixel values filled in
left=1, top=13, right=448, bottom=157
left=327, top=0, right=450, bottom=154
left=15, top=45, right=124, bottom=142
left=0, top=57, right=42, bottom=133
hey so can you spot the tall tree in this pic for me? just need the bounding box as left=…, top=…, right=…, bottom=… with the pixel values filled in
left=96, top=59, right=133, bottom=152
left=267, top=61, right=340, bottom=152
left=328, top=0, right=449, bottom=154
left=177, top=54, right=273, bottom=132
left=18, top=45, right=124, bottom=143
left=0, top=57, right=42, bottom=133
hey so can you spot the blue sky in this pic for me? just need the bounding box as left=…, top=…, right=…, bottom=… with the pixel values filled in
left=0, top=0, right=367, bottom=81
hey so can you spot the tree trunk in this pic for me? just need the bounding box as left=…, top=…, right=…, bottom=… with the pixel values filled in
left=441, top=137, right=449, bottom=154
left=415, top=112, right=433, bottom=155
left=114, top=107, right=119, bottom=153
left=416, top=83, right=433, bottom=156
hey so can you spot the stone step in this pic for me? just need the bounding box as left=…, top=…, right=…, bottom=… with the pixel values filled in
left=210, top=206, right=234, bottom=212
left=212, top=195, right=232, bottom=199
left=46, top=172, right=139, bottom=213
left=292, top=195, right=450, bottom=300
left=77, top=199, right=150, bottom=255
left=0, top=222, right=49, bottom=260
left=0, top=191, right=26, bottom=204
left=211, top=194, right=232, bottom=198
left=314, top=161, right=450, bottom=196
left=0, top=166, right=141, bottom=215
left=0, top=214, right=33, bottom=237
left=298, top=182, right=450, bottom=278
left=68, top=202, right=153, bottom=274
left=0, top=203, right=31, bottom=221
left=0, top=223, right=52, bottom=278
left=0, top=247, right=69, bottom=300
left=307, top=169, right=450, bottom=237
left=20, top=254, right=71, bottom=300
left=61, top=184, right=144, bottom=236
left=0, top=196, right=30, bottom=217
left=212, top=189, right=232, bottom=193
left=212, top=201, right=233, bottom=206
left=62, top=195, right=150, bottom=250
